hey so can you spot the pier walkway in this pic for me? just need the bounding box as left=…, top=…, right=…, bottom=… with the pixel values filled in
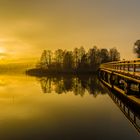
left=99, top=59, right=140, bottom=106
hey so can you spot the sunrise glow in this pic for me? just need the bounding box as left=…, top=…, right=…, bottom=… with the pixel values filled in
left=0, top=0, right=139, bottom=62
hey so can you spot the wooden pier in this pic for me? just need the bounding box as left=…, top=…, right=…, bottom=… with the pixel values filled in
left=99, top=59, right=140, bottom=107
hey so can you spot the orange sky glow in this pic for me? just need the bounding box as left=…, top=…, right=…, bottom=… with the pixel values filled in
left=0, top=0, right=140, bottom=62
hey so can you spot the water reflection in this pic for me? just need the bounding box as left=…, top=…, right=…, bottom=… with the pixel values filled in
left=37, top=75, right=107, bottom=97
left=38, top=75, right=140, bottom=134
left=108, top=89, right=140, bottom=133
left=0, top=75, right=139, bottom=140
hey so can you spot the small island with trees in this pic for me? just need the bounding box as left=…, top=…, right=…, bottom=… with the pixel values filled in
left=26, top=46, right=120, bottom=76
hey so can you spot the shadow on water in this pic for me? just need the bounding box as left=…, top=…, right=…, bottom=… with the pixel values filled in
left=100, top=81, right=140, bottom=134
left=108, top=90, right=140, bottom=134
left=37, top=75, right=107, bottom=97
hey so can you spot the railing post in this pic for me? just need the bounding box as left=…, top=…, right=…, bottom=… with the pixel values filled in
left=123, top=63, right=125, bottom=71
left=139, top=84, right=140, bottom=93
left=133, top=115, right=136, bottom=123
left=128, top=62, right=130, bottom=71
left=128, top=109, right=130, bottom=117
left=110, top=72, right=114, bottom=89
left=134, top=61, right=136, bottom=72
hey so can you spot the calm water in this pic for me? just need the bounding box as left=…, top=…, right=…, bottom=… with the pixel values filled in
left=0, top=74, right=139, bottom=140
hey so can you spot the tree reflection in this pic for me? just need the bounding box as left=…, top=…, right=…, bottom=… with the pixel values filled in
left=37, top=75, right=106, bottom=97
left=39, top=77, right=52, bottom=93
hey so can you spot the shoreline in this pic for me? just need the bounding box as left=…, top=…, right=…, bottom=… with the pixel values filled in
left=26, top=68, right=98, bottom=77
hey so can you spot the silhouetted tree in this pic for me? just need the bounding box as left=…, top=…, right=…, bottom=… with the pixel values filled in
left=63, top=51, right=74, bottom=71
left=78, top=54, right=89, bottom=71
left=88, top=46, right=100, bottom=71
left=79, top=46, right=86, bottom=62
left=34, top=46, right=120, bottom=74
left=54, top=49, right=64, bottom=71
left=73, top=48, right=79, bottom=69
left=37, top=50, right=52, bottom=69
left=100, top=49, right=110, bottom=63
left=134, top=40, right=140, bottom=58
left=109, top=47, right=120, bottom=61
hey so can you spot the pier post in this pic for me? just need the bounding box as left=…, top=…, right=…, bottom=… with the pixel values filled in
left=138, top=84, right=140, bottom=94
left=128, top=62, right=130, bottom=71
left=110, top=72, right=115, bottom=88
left=133, top=61, right=136, bottom=73
left=134, top=115, right=136, bottom=123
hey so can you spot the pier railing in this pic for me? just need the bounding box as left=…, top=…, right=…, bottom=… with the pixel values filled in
left=100, top=59, right=140, bottom=76
left=99, top=59, right=140, bottom=114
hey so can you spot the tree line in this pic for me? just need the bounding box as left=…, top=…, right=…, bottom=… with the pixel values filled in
left=35, top=46, right=120, bottom=74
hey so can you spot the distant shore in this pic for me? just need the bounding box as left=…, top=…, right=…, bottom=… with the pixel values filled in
left=26, top=68, right=98, bottom=77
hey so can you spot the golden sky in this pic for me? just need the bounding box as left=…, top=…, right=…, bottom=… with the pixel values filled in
left=0, top=0, right=140, bottom=61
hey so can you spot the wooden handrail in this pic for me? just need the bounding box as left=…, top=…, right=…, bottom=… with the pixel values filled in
left=100, top=59, right=140, bottom=74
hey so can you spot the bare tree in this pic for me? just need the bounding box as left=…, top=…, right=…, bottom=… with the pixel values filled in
left=36, top=46, right=120, bottom=73
left=134, top=40, right=140, bottom=58
left=109, top=47, right=120, bottom=61
left=100, top=49, right=110, bottom=63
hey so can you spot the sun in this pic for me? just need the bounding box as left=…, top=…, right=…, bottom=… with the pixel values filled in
left=0, top=47, right=7, bottom=60
left=0, top=47, right=6, bottom=54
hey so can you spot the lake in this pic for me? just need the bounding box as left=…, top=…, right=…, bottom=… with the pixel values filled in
left=0, top=74, right=139, bottom=140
